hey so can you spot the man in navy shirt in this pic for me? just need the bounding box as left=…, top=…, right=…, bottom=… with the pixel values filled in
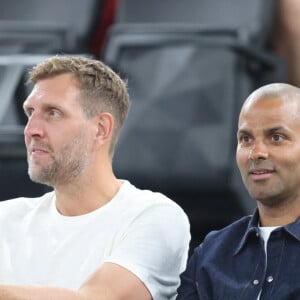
left=177, top=83, right=300, bottom=300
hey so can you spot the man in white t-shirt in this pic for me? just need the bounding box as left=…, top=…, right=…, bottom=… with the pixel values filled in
left=0, top=55, right=190, bottom=300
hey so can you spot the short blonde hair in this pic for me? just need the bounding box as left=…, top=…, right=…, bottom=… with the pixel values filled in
left=29, top=55, right=130, bottom=156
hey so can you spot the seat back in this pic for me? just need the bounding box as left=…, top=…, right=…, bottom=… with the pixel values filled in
left=0, top=0, right=103, bottom=53
left=116, top=0, right=275, bottom=44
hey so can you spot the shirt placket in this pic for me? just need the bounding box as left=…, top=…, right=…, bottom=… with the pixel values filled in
left=259, top=230, right=284, bottom=300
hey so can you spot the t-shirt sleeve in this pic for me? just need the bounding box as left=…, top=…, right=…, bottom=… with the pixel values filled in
left=103, top=203, right=191, bottom=300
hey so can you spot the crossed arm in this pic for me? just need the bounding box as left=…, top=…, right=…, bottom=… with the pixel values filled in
left=0, top=262, right=152, bottom=300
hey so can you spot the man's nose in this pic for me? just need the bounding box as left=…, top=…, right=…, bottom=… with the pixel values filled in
left=24, top=115, right=44, bottom=138
left=248, top=142, right=269, bottom=160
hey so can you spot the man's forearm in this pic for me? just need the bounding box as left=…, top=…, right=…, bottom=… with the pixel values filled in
left=0, top=285, right=83, bottom=300
left=0, top=262, right=153, bottom=300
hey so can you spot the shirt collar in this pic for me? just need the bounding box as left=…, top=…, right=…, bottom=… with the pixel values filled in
left=284, top=216, right=300, bottom=242
left=234, top=209, right=260, bottom=256
left=234, top=209, right=300, bottom=255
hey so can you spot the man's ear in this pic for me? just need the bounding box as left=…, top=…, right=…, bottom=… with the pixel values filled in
left=95, top=112, right=114, bottom=145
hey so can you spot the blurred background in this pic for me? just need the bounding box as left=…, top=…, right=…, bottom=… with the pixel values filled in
left=0, top=0, right=296, bottom=253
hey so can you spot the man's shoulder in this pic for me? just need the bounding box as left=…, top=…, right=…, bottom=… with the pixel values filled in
left=119, top=181, right=190, bottom=232
left=0, top=191, right=54, bottom=214
left=210, top=215, right=252, bottom=235
left=122, top=180, right=186, bottom=213
left=198, top=215, right=252, bottom=250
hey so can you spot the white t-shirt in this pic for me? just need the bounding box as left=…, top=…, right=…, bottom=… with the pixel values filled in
left=0, top=180, right=190, bottom=300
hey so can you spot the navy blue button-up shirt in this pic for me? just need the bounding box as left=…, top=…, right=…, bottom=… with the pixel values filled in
left=177, top=210, right=300, bottom=300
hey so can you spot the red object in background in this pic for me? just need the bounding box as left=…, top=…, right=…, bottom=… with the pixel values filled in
left=90, top=0, right=120, bottom=56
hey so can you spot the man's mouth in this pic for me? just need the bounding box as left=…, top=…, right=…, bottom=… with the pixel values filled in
left=30, top=146, right=50, bottom=157
left=249, top=169, right=274, bottom=180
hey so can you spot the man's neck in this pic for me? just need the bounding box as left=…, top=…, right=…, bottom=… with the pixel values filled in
left=53, top=173, right=122, bottom=216
left=257, top=200, right=300, bottom=227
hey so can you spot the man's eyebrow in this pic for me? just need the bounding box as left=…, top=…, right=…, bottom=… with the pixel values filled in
left=22, top=100, right=66, bottom=112
left=237, top=128, right=251, bottom=135
left=264, top=126, right=287, bottom=134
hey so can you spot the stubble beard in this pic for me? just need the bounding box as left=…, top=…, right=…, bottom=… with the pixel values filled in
left=246, top=179, right=288, bottom=208
left=28, top=133, right=90, bottom=187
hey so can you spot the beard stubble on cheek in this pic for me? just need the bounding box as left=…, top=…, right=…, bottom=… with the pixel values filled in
left=28, top=132, right=91, bottom=187
left=245, top=172, right=291, bottom=207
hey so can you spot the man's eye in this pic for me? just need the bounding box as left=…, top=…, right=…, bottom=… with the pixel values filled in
left=25, top=109, right=33, bottom=117
left=240, top=135, right=251, bottom=143
left=49, top=110, right=60, bottom=117
left=272, top=134, right=283, bottom=142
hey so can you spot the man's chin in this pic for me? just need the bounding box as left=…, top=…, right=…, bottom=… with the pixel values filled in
left=28, top=171, right=54, bottom=187
left=249, top=190, right=284, bottom=207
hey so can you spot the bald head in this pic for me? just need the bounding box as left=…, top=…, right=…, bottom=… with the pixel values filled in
left=242, top=83, right=300, bottom=111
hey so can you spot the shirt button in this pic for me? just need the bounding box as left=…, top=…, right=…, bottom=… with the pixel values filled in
left=253, top=279, right=259, bottom=285
left=267, top=276, right=273, bottom=283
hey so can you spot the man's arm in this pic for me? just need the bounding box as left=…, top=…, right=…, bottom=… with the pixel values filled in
left=176, top=247, right=201, bottom=300
left=0, top=262, right=152, bottom=300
